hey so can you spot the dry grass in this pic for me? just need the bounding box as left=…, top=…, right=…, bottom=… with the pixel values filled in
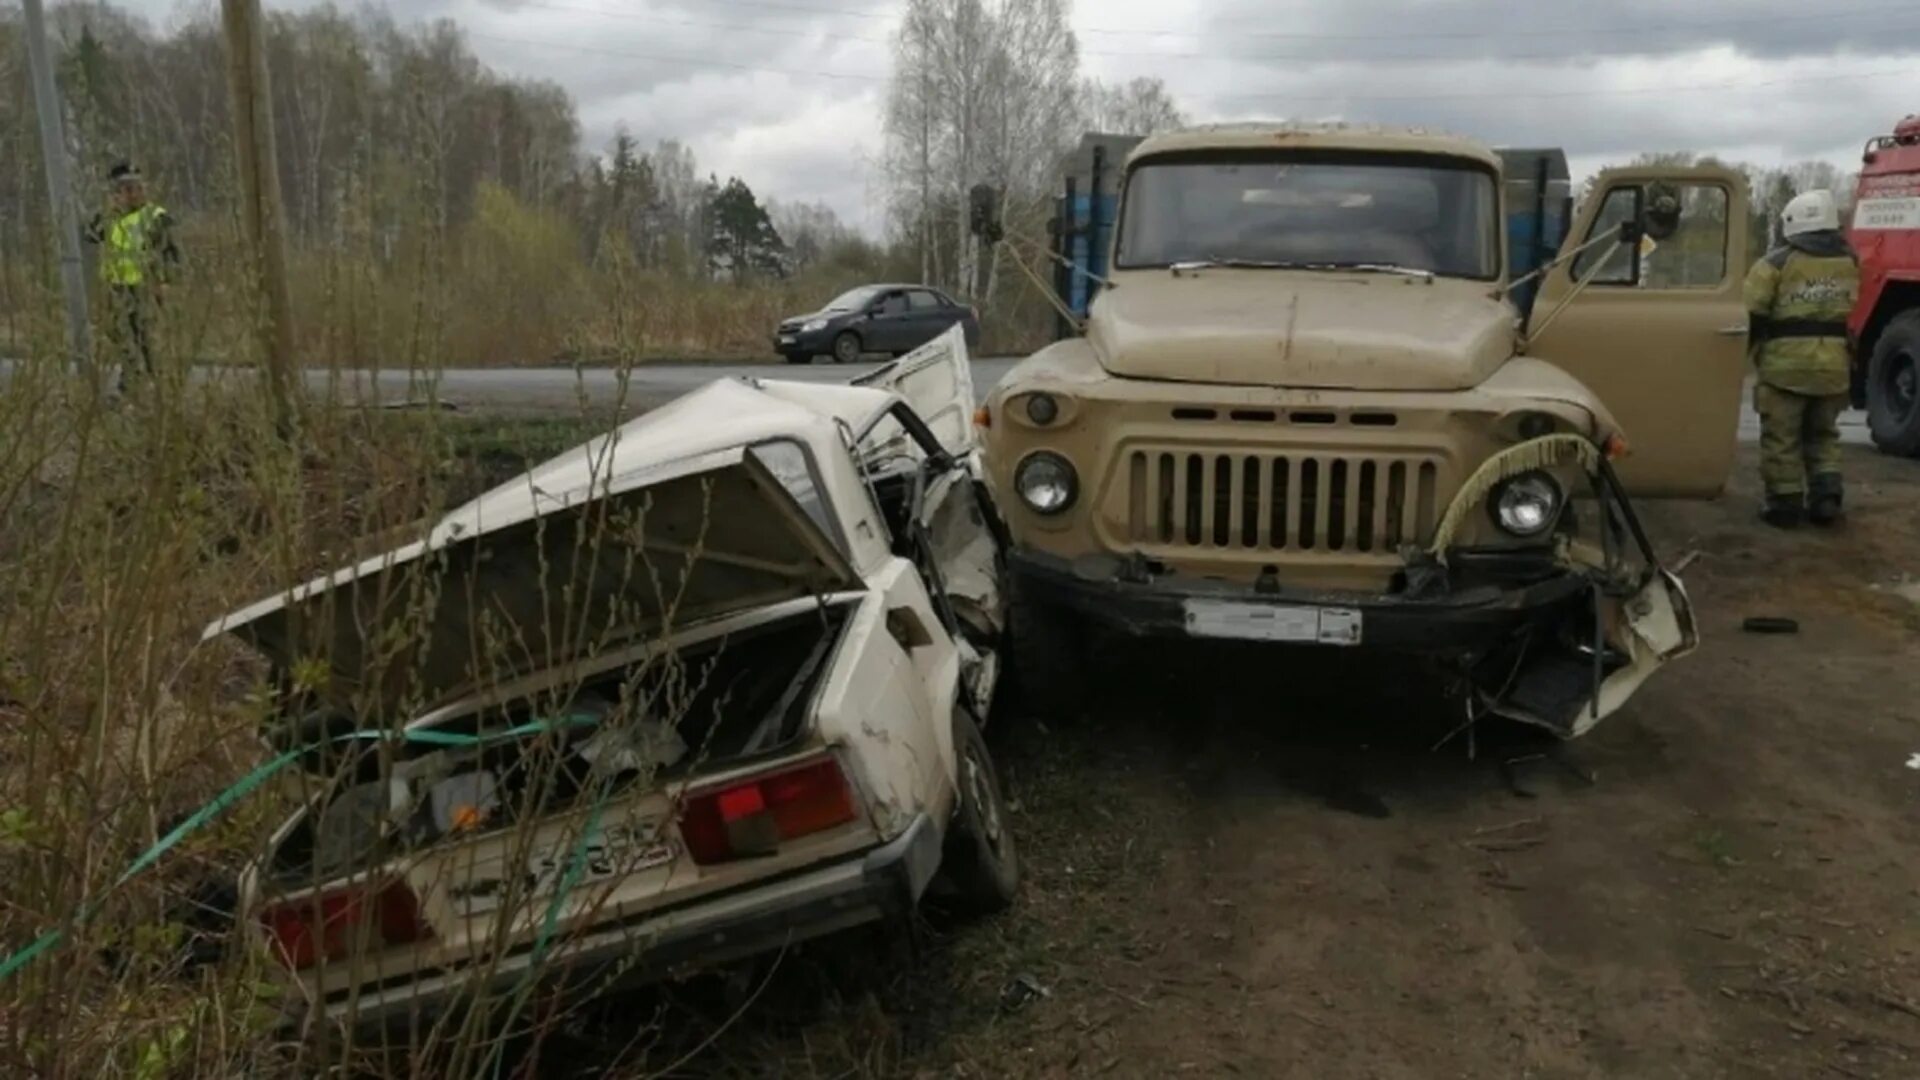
left=1, top=186, right=1050, bottom=373
left=0, top=306, right=719, bottom=1075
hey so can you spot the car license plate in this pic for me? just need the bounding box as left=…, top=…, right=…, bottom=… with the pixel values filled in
left=1183, top=600, right=1363, bottom=645
left=778, top=335, right=796, bottom=345
left=529, top=823, right=676, bottom=891
left=448, top=822, right=676, bottom=916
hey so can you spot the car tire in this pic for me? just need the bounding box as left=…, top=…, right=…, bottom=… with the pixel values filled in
left=832, top=331, right=862, bottom=364
left=935, top=704, right=1019, bottom=916
left=1866, top=310, right=1920, bottom=457
left=1006, top=587, right=1090, bottom=724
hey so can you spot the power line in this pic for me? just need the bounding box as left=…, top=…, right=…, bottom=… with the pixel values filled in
left=1083, top=1, right=1920, bottom=40
left=490, top=0, right=1920, bottom=64
left=522, top=0, right=1920, bottom=43
left=1208, top=64, right=1920, bottom=103
left=469, top=31, right=1920, bottom=105
left=467, top=30, right=888, bottom=80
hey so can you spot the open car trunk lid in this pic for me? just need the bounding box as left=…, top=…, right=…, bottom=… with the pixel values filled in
left=206, top=444, right=861, bottom=721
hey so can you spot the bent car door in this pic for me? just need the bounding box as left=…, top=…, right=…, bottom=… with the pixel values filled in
left=1526, top=164, right=1751, bottom=497
left=854, top=327, right=1003, bottom=710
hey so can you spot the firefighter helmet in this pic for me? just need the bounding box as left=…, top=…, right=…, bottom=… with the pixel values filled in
left=1781, top=190, right=1839, bottom=238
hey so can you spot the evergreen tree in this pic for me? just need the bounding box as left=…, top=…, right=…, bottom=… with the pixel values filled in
left=704, top=176, right=787, bottom=283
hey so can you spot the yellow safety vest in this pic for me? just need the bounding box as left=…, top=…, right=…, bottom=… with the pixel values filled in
left=102, top=204, right=168, bottom=287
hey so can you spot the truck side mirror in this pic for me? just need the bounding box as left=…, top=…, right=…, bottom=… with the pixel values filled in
left=968, top=183, right=1004, bottom=245
left=1641, top=184, right=1683, bottom=241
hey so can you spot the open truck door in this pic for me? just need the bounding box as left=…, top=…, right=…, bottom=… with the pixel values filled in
left=1526, top=164, right=1751, bottom=498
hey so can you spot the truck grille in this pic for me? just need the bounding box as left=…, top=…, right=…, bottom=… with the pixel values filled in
left=1122, top=450, right=1445, bottom=555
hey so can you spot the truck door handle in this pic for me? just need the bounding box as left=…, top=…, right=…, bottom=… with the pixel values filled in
left=1717, top=324, right=1748, bottom=336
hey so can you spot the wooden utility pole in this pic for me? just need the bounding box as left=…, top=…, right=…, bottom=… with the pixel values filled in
left=21, top=0, right=93, bottom=374
left=221, top=0, right=299, bottom=432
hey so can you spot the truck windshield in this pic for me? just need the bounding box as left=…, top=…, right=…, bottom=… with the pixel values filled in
left=1116, top=154, right=1501, bottom=280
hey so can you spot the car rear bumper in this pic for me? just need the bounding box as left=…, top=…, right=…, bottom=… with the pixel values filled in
left=292, top=813, right=944, bottom=1036
left=1010, top=547, right=1588, bottom=654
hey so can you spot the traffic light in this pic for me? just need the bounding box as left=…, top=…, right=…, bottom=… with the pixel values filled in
left=968, top=183, right=1003, bottom=244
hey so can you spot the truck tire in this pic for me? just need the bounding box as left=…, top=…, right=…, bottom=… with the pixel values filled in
left=935, top=704, right=1019, bottom=916
left=1006, top=588, right=1090, bottom=724
left=1866, top=311, right=1920, bottom=457
left=832, top=331, right=862, bottom=364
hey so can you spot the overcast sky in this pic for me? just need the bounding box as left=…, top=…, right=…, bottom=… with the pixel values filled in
left=125, top=0, right=1920, bottom=234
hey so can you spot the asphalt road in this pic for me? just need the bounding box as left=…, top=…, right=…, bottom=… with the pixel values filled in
left=3, top=353, right=1872, bottom=444
left=296, top=357, right=1025, bottom=417
left=297, top=358, right=1870, bottom=446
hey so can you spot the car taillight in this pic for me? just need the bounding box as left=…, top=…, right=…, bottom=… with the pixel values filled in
left=679, top=755, right=859, bottom=866
left=259, top=879, right=431, bottom=970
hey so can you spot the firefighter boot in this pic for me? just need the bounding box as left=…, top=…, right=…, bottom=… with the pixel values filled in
left=1808, top=473, right=1844, bottom=527
left=1761, top=494, right=1804, bottom=530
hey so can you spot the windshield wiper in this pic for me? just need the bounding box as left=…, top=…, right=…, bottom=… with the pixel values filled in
left=1170, top=257, right=1435, bottom=280
left=1323, top=262, right=1435, bottom=280
left=1170, top=256, right=1308, bottom=274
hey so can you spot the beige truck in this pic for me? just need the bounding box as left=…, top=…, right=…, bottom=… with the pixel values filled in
left=980, top=123, right=1753, bottom=738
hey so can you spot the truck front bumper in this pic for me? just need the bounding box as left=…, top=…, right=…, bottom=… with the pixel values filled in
left=1009, top=548, right=1590, bottom=655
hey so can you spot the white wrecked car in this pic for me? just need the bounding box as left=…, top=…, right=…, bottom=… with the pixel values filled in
left=208, top=329, right=1015, bottom=1035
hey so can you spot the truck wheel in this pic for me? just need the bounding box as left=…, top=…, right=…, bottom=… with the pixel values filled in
left=832, top=331, right=862, bottom=364
left=1006, top=590, right=1090, bottom=723
left=1866, top=311, right=1920, bottom=457
left=935, top=704, right=1019, bottom=916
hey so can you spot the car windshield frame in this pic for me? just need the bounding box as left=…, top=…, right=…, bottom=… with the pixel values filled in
left=824, top=286, right=883, bottom=312
left=1113, top=150, right=1504, bottom=282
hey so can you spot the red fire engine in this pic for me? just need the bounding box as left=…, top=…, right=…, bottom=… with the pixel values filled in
left=1850, top=114, right=1920, bottom=457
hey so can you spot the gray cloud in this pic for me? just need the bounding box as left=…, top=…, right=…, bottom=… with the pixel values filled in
left=114, top=0, right=1920, bottom=232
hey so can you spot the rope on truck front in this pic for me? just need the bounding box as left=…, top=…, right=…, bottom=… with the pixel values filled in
left=1427, top=433, right=1603, bottom=558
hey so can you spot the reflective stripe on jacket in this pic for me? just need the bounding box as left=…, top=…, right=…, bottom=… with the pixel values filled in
left=1742, top=231, right=1858, bottom=397
left=101, top=205, right=172, bottom=288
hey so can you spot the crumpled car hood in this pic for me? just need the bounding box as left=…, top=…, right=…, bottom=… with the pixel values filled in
left=1088, top=274, right=1517, bottom=391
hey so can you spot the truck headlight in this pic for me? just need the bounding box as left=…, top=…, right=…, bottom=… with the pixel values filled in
left=801, top=318, right=829, bottom=332
left=1490, top=472, right=1563, bottom=537
left=1015, top=451, right=1077, bottom=514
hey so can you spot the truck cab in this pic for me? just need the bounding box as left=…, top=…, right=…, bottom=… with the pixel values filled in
left=1849, top=113, right=1920, bottom=457
left=982, top=122, right=1751, bottom=738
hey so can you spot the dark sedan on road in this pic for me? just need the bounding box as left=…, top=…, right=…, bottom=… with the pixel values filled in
left=775, top=284, right=981, bottom=364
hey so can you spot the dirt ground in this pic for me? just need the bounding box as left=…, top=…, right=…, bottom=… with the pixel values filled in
left=529, top=443, right=1920, bottom=1080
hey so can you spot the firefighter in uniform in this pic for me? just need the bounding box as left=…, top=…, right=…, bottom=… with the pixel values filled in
left=1743, top=189, right=1859, bottom=528
left=84, top=161, right=180, bottom=386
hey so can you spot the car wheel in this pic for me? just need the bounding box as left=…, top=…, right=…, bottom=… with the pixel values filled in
left=1866, top=311, right=1920, bottom=457
left=832, top=331, right=862, bottom=364
left=1006, top=588, right=1090, bottom=724
left=935, top=704, right=1019, bottom=916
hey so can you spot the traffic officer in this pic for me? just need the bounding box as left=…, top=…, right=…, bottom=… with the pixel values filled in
left=1743, top=189, right=1859, bottom=528
left=84, top=161, right=180, bottom=385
